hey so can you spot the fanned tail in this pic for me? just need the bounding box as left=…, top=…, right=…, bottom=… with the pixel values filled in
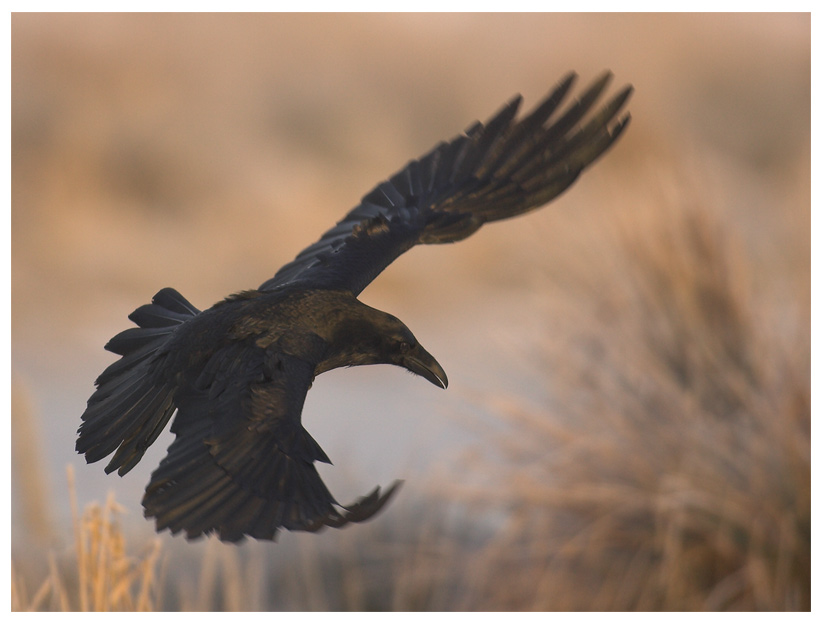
left=76, top=287, right=200, bottom=475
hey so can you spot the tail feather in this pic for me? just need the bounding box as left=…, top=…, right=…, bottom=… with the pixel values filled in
left=104, top=325, right=179, bottom=356
left=128, top=300, right=196, bottom=329
left=76, top=288, right=200, bottom=476
left=94, top=338, right=167, bottom=387
left=151, top=286, right=200, bottom=315
left=105, top=386, right=177, bottom=474
left=79, top=378, right=163, bottom=459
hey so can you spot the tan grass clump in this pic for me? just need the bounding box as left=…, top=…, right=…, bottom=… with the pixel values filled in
left=449, top=200, right=810, bottom=610
left=11, top=466, right=164, bottom=611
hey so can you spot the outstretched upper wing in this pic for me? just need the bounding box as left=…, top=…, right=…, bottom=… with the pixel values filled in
left=259, top=71, right=632, bottom=296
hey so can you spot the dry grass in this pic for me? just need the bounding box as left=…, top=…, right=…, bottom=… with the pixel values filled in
left=11, top=466, right=163, bottom=611
left=437, top=198, right=810, bottom=610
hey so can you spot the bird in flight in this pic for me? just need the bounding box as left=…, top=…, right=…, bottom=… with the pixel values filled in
left=77, top=71, right=632, bottom=542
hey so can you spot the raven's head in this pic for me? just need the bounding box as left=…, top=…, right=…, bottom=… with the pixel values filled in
left=320, top=301, right=448, bottom=389
left=384, top=325, right=448, bottom=390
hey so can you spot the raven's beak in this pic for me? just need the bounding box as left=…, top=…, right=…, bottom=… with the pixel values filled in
left=404, top=344, right=448, bottom=389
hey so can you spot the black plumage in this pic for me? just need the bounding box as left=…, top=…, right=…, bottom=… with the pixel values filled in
left=77, top=71, right=632, bottom=542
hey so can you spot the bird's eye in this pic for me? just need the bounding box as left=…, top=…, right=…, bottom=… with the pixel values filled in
left=399, top=341, right=412, bottom=354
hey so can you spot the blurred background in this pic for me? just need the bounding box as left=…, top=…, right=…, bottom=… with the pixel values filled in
left=11, top=13, right=809, bottom=610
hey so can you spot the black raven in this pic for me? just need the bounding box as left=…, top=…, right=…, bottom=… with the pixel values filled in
left=77, top=71, right=632, bottom=542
